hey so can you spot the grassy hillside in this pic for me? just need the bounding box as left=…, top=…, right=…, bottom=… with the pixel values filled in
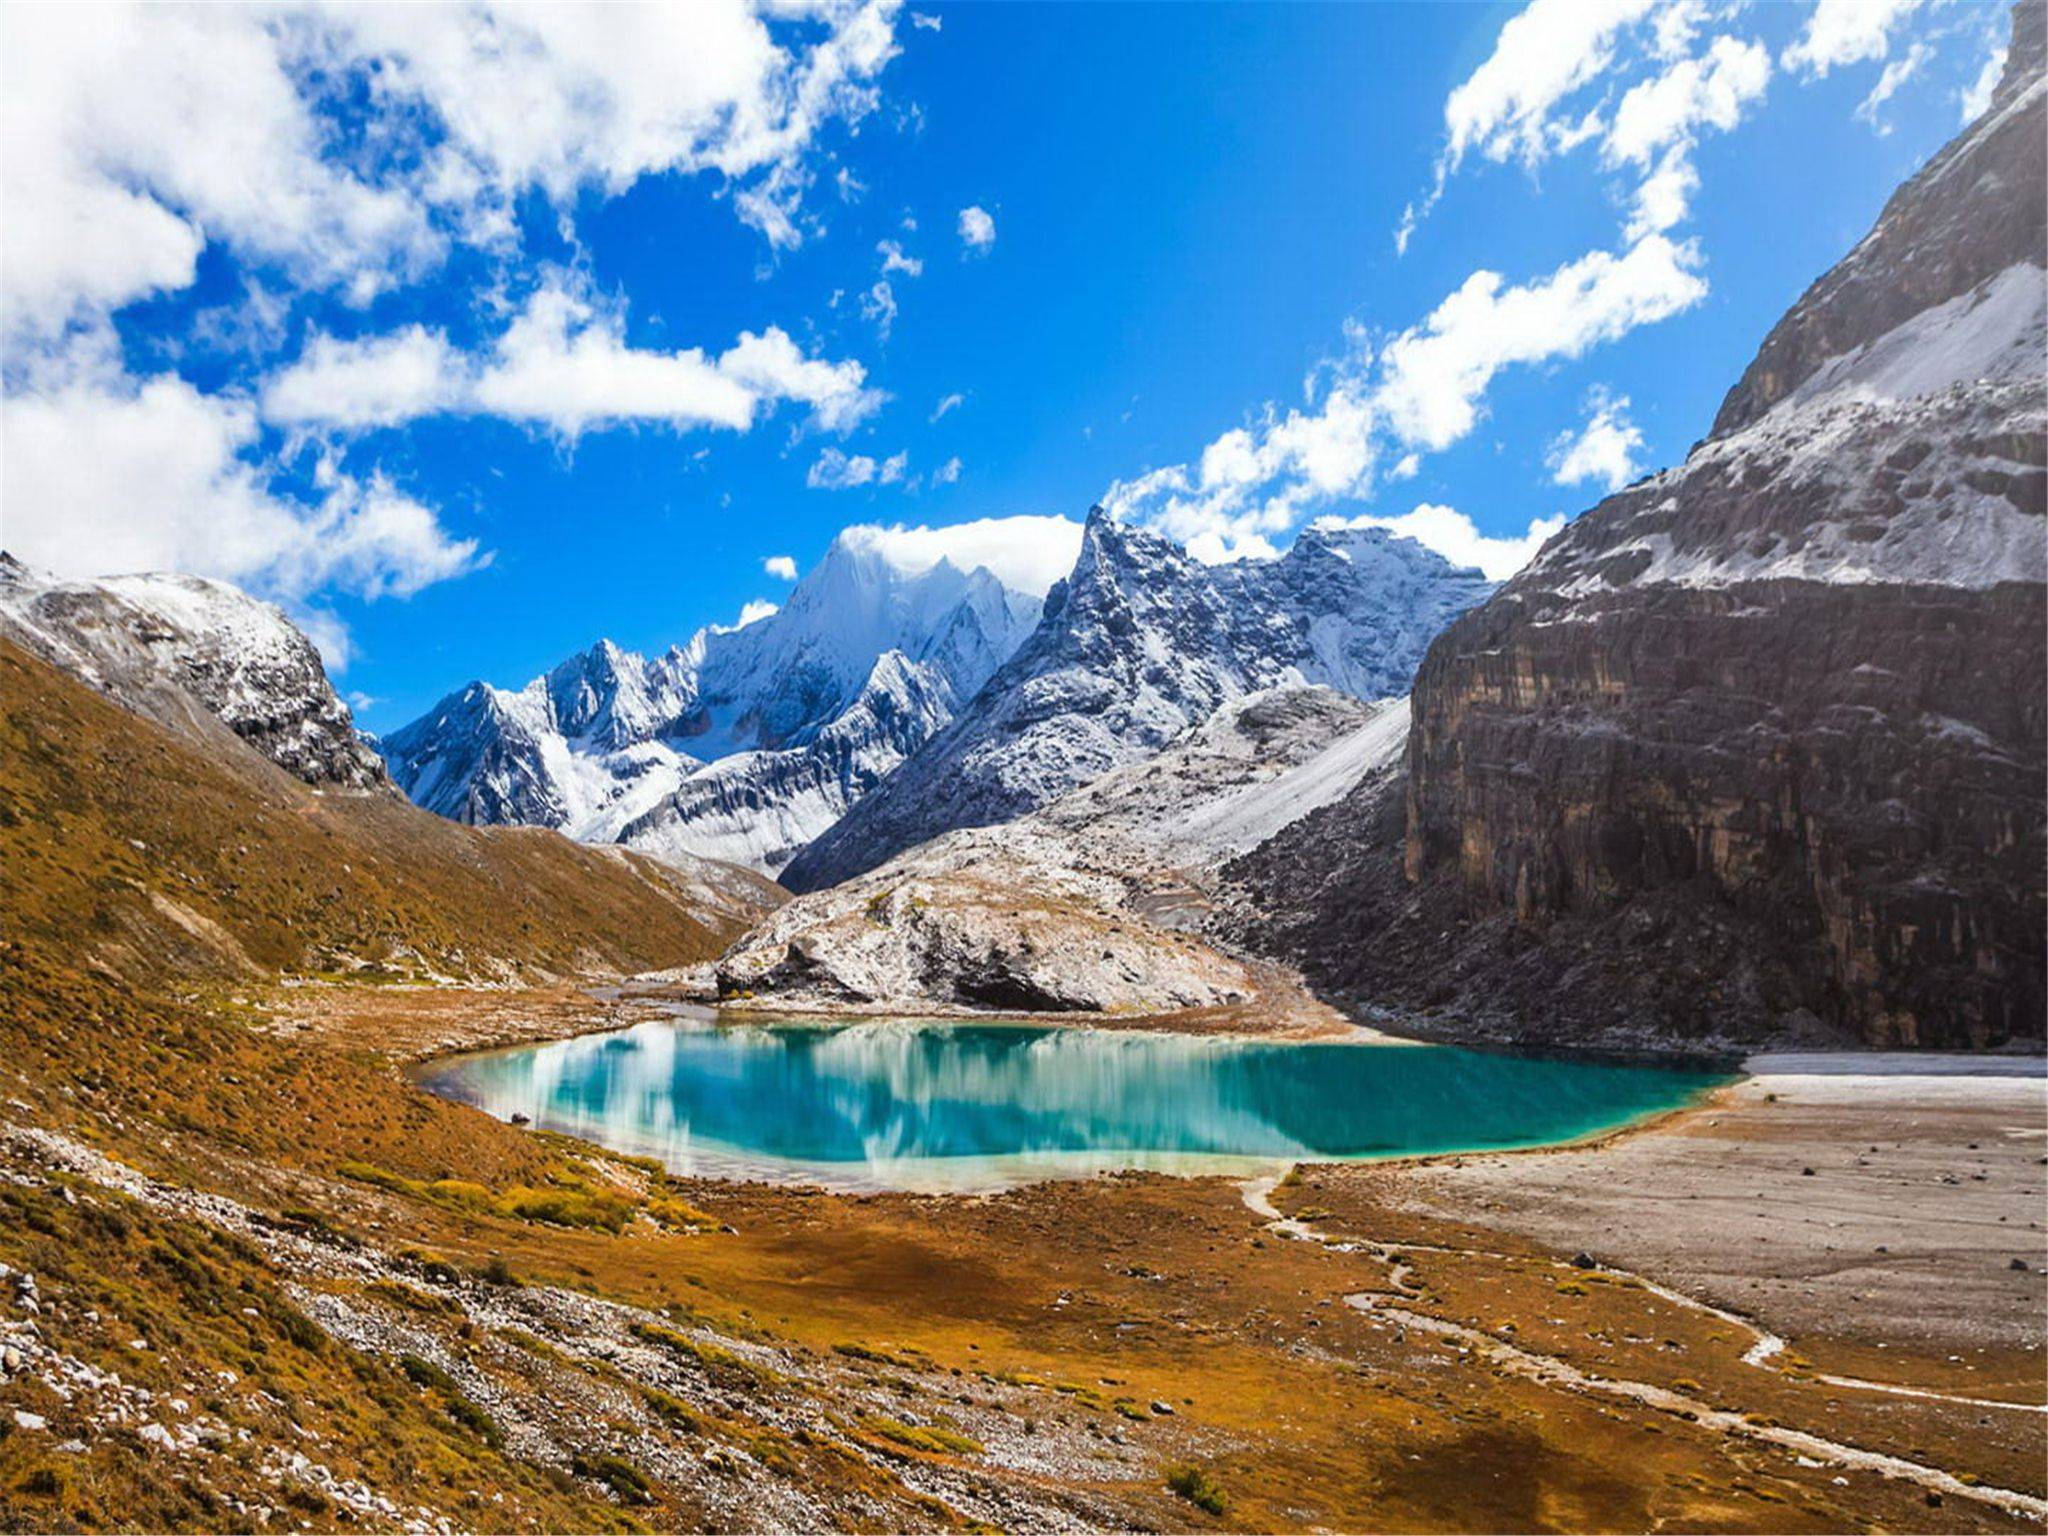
left=0, top=639, right=779, bottom=990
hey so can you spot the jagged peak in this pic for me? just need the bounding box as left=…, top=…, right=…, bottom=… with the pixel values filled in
left=1997, top=0, right=2045, bottom=113
left=1288, top=521, right=1490, bottom=581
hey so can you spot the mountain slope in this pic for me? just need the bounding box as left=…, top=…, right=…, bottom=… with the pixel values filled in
left=384, top=528, right=1045, bottom=873
left=0, top=554, right=391, bottom=790
left=1227, top=8, right=2046, bottom=1052
left=781, top=511, right=1490, bottom=891
left=0, top=636, right=780, bottom=990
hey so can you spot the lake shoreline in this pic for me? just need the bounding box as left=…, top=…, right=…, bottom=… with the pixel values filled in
left=410, top=1001, right=1735, bottom=1196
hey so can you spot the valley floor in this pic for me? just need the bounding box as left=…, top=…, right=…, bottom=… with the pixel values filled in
left=1, top=984, right=2042, bottom=1533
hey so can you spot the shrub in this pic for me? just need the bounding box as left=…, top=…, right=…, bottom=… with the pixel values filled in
left=1166, top=1464, right=1227, bottom=1516
left=833, top=1342, right=915, bottom=1368
left=647, top=1197, right=719, bottom=1231
left=573, top=1454, right=653, bottom=1506
left=641, top=1388, right=701, bottom=1432
left=861, top=1416, right=983, bottom=1457
left=477, top=1256, right=522, bottom=1288
left=443, top=1392, right=504, bottom=1449
left=425, top=1179, right=494, bottom=1211
left=399, top=1354, right=458, bottom=1393
left=498, top=1185, right=633, bottom=1232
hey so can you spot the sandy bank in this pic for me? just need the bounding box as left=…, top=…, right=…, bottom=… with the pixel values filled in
left=1383, top=1053, right=2048, bottom=1353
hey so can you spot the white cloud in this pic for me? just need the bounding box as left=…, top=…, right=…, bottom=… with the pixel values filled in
left=957, top=204, right=996, bottom=251
left=809, top=449, right=878, bottom=489
left=930, top=391, right=965, bottom=422
left=1601, top=33, right=1770, bottom=235
left=1960, top=43, right=2007, bottom=121
left=1317, top=505, right=1566, bottom=582
left=1783, top=0, right=1924, bottom=77
left=1442, top=0, right=1659, bottom=171
left=2, top=350, right=482, bottom=611
left=0, top=5, right=436, bottom=344
left=878, top=239, right=923, bottom=277
left=763, top=554, right=799, bottom=580
left=859, top=279, right=899, bottom=338
left=931, top=455, right=962, bottom=486
left=261, top=282, right=880, bottom=437
left=1625, top=153, right=1702, bottom=241
left=714, top=323, right=884, bottom=434
left=808, top=447, right=909, bottom=489
left=1108, top=228, right=1700, bottom=562
left=1547, top=389, right=1646, bottom=492
left=910, top=12, right=942, bottom=31
left=1, top=2, right=906, bottom=342
left=1377, top=233, right=1706, bottom=451
left=471, top=285, right=751, bottom=434
left=1414, top=2, right=1842, bottom=254
left=1856, top=42, right=1930, bottom=134
left=734, top=599, right=780, bottom=627
left=1605, top=37, right=1771, bottom=169
left=262, top=325, right=459, bottom=430
left=1105, top=377, right=1380, bottom=563
left=837, top=515, right=1083, bottom=596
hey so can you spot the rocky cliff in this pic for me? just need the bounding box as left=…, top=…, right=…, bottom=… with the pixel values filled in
left=1227, top=8, right=2046, bottom=1051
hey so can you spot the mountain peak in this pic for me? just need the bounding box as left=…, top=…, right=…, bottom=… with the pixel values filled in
left=384, top=534, right=1050, bottom=870
left=0, top=556, right=391, bottom=791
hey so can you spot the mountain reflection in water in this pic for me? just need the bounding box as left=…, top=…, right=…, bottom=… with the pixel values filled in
left=420, top=1019, right=1727, bottom=1192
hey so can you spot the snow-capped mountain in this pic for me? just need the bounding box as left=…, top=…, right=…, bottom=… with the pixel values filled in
left=379, top=641, right=703, bottom=840
left=780, top=509, right=1493, bottom=890
left=0, top=553, right=390, bottom=790
left=382, top=527, right=1046, bottom=874
left=614, top=650, right=955, bottom=874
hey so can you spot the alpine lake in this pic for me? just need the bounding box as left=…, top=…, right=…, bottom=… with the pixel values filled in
left=419, top=1015, right=1731, bottom=1193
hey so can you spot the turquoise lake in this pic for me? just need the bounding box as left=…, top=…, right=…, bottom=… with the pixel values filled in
left=420, top=1019, right=1730, bottom=1192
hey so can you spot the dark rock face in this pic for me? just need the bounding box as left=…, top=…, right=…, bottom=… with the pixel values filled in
left=1226, top=5, right=2046, bottom=1051
left=1403, top=578, right=2044, bottom=1046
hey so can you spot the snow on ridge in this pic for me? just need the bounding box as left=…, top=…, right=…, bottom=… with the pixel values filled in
left=383, top=535, right=1050, bottom=873
left=1779, top=263, right=2046, bottom=417
left=0, top=555, right=389, bottom=788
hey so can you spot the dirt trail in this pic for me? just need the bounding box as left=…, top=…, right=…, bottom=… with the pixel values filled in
left=1240, top=1171, right=2048, bottom=1523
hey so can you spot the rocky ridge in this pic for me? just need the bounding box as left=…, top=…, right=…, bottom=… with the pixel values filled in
left=717, top=686, right=1404, bottom=1017
left=0, top=553, right=391, bottom=791
left=780, top=512, right=1490, bottom=892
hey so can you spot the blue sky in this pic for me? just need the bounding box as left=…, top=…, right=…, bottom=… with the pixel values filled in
left=0, top=0, right=2013, bottom=730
